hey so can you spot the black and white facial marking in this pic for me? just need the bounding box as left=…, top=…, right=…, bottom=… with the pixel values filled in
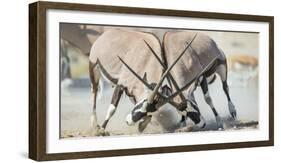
left=179, top=100, right=206, bottom=129
left=126, top=84, right=172, bottom=126
left=126, top=99, right=157, bottom=126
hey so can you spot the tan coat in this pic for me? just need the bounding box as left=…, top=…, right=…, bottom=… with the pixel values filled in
left=89, top=29, right=163, bottom=102
left=163, top=31, right=225, bottom=94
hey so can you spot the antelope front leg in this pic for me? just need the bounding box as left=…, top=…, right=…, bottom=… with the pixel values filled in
left=187, top=102, right=206, bottom=129
left=185, top=83, right=206, bottom=130
left=99, top=85, right=123, bottom=136
left=175, top=100, right=206, bottom=132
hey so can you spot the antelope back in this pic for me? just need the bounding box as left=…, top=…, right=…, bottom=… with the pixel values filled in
left=89, top=29, right=164, bottom=102
left=163, top=31, right=224, bottom=89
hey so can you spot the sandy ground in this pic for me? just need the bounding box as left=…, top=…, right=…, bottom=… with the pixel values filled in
left=60, top=74, right=258, bottom=138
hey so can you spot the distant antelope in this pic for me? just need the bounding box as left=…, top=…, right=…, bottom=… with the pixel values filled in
left=227, top=54, right=258, bottom=85
left=61, top=24, right=101, bottom=55
left=60, top=24, right=102, bottom=88
left=60, top=39, right=73, bottom=89
left=60, top=39, right=72, bottom=81
left=227, top=54, right=258, bottom=71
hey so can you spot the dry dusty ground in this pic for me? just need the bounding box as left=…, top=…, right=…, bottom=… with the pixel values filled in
left=61, top=74, right=259, bottom=138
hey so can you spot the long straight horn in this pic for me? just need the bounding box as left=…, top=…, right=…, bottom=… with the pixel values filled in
left=118, top=56, right=170, bottom=101
left=118, top=56, right=153, bottom=90
left=147, top=33, right=198, bottom=103
left=143, top=40, right=166, bottom=68
left=144, top=39, right=186, bottom=103
left=167, top=55, right=218, bottom=101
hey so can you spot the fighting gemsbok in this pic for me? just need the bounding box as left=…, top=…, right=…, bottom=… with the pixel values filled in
left=89, top=29, right=237, bottom=135
left=89, top=29, right=166, bottom=135
left=124, top=31, right=237, bottom=130
left=163, top=31, right=236, bottom=129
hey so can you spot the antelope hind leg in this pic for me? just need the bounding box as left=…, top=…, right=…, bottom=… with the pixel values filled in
left=200, top=76, right=223, bottom=129
left=216, top=63, right=237, bottom=119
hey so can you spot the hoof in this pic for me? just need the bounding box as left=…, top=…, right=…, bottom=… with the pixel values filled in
left=215, top=116, right=224, bottom=130
left=175, top=125, right=193, bottom=132
left=90, top=125, right=110, bottom=136
left=138, top=116, right=152, bottom=133
left=228, top=102, right=237, bottom=119
left=97, top=128, right=110, bottom=136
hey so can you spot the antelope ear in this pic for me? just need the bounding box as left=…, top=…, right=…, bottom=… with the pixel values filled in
left=161, top=85, right=172, bottom=96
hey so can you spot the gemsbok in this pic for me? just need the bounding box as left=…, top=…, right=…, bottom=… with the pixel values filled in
left=60, top=24, right=102, bottom=87
left=163, top=31, right=236, bottom=129
left=88, top=29, right=165, bottom=135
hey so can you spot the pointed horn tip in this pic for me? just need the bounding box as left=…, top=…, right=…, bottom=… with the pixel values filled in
left=186, top=33, right=198, bottom=44
left=143, top=39, right=150, bottom=47
left=117, top=56, right=124, bottom=62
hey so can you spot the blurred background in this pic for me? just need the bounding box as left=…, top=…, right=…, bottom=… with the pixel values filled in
left=60, top=23, right=259, bottom=138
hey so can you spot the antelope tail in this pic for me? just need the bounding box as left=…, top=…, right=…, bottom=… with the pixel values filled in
left=97, top=78, right=104, bottom=100
left=207, top=74, right=217, bottom=84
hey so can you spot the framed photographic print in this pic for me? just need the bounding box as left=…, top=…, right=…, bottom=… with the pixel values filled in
left=29, top=1, right=274, bottom=161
